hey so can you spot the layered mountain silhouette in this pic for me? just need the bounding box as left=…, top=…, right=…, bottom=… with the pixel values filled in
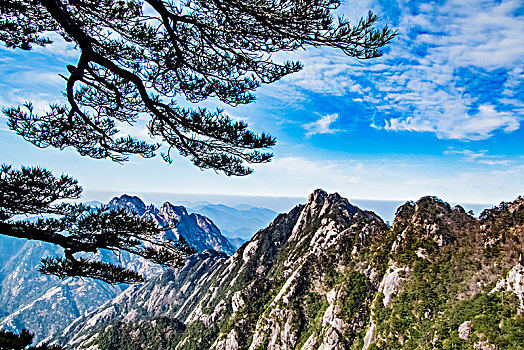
left=186, top=203, right=277, bottom=241
left=0, top=195, right=238, bottom=342
left=109, top=195, right=237, bottom=255
left=52, top=190, right=524, bottom=349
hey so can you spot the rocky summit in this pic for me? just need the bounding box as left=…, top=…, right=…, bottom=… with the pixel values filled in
left=109, top=195, right=237, bottom=255
left=53, top=190, right=524, bottom=349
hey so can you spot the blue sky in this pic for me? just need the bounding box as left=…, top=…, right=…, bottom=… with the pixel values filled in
left=1, top=0, right=523, bottom=208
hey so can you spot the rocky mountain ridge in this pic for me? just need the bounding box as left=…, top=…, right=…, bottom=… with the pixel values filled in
left=55, top=190, right=524, bottom=350
left=0, top=195, right=236, bottom=343
left=108, top=195, right=236, bottom=255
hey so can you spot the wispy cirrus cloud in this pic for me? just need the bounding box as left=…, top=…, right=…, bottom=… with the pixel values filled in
left=277, top=0, right=524, bottom=141
left=302, top=113, right=341, bottom=137
left=444, top=147, right=514, bottom=166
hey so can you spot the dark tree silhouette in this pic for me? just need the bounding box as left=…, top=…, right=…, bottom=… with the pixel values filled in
left=2, top=0, right=395, bottom=176
left=0, top=164, right=196, bottom=284
left=0, top=329, right=63, bottom=350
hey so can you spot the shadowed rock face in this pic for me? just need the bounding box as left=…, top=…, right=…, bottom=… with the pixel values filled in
left=55, top=191, right=524, bottom=350
left=109, top=194, right=147, bottom=216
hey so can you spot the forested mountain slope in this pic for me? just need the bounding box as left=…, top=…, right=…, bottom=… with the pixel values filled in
left=56, top=190, right=524, bottom=349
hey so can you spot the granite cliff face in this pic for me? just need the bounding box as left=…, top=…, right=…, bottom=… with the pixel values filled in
left=56, top=191, right=524, bottom=350
left=56, top=249, right=229, bottom=349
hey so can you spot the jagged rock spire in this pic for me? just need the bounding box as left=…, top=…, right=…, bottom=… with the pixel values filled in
left=109, top=194, right=147, bottom=216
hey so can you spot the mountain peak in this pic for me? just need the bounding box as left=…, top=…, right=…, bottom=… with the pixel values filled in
left=393, top=195, right=457, bottom=227
left=283, top=190, right=364, bottom=247
left=160, top=202, right=188, bottom=217
left=108, top=194, right=146, bottom=215
left=307, top=189, right=346, bottom=208
left=108, top=196, right=234, bottom=255
left=307, top=188, right=329, bottom=205
left=303, top=189, right=357, bottom=220
left=392, top=195, right=477, bottom=248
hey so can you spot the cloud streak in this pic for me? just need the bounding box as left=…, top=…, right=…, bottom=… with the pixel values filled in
left=444, top=147, right=514, bottom=166
left=247, top=155, right=524, bottom=204
left=302, top=113, right=341, bottom=137
left=275, top=0, right=524, bottom=141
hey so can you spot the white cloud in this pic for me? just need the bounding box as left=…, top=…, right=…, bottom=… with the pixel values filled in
left=270, top=0, right=524, bottom=141
left=444, top=147, right=514, bottom=166
left=302, top=113, right=341, bottom=137
left=379, top=104, right=520, bottom=140
left=31, top=32, right=79, bottom=59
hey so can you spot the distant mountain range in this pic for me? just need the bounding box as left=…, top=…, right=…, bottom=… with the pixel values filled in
left=186, top=203, right=277, bottom=241
left=0, top=238, right=127, bottom=343
left=52, top=190, right=524, bottom=350
left=85, top=197, right=277, bottom=245
left=0, top=195, right=261, bottom=342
